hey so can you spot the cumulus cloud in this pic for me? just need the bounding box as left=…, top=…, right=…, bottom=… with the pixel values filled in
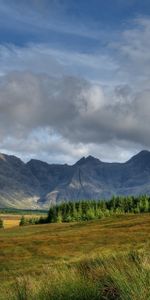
left=0, top=68, right=150, bottom=161
left=1, top=16, right=150, bottom=162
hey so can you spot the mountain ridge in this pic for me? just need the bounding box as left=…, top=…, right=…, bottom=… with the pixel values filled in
left=0, top=150, right=150, bottom=209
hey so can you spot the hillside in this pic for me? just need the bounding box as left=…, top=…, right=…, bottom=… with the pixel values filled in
left=1, top=151, right=150, bottom=208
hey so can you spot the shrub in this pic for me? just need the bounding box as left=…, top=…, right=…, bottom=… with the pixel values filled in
left=0, top=217, right=4, bottom=228
left=86, top=208, right=96, bottom=220
left=65, top=215, right=73, bottom=222
left=56, top=212, right=63, bottom=223
left=96, top=209, right=104, bottom=219
left=19, top=216, right=26, bottom=226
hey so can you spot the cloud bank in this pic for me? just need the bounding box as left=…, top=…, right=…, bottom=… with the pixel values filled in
left=0, top=6, right=150, bottom=163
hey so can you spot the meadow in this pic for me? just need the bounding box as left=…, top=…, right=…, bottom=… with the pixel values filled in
left=0, top=213, right=149, bottom=299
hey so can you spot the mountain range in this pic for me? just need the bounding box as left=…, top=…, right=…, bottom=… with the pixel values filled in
left=0, top=150, right=150, bottom=209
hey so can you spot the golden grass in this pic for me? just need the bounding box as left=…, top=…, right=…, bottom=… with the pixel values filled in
left=0, top=213, right=149, bottom=299
left=0, top=214, right=45, bottom=228
left=3, top=251, right=150, bottom=300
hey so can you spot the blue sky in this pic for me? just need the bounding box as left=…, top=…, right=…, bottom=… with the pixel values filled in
left=0, top=0, right=150, bottom=163
left=0, top=0, right=149, bottom=51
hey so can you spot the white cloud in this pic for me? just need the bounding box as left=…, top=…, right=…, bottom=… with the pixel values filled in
left=1, top=16, right=150, bottom=162
left=0, top=69, right=150, bottom=163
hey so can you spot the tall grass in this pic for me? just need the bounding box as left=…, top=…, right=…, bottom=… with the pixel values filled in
left=9, top=250, right=150, bottom=300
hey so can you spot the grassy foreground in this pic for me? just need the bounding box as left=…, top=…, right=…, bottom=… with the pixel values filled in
left=0, top=214, right=150, bottom=299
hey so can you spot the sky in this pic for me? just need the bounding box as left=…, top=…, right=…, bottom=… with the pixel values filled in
left=1, top=0, right=150, bottom=164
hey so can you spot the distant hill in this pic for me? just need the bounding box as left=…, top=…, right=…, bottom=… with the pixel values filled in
left=1, top=150, right=150, bottom=209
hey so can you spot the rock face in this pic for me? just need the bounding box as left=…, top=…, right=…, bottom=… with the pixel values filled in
left=1, top=150, right=150, bottom=209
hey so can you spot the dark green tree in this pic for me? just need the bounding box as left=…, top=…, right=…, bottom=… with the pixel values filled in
left=0, top=218, right=4, bottom=229
left=19, top=215, right=26, bottom=226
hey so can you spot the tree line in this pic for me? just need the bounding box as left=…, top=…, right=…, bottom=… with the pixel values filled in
left=19, top=195, right=150, bottom=226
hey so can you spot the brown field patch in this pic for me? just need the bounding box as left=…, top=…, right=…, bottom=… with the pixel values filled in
left=0, top=214, right=45, bottom=228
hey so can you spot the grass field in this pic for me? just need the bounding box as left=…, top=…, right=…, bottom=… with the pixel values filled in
left=0, top=213, right=150, bottom=299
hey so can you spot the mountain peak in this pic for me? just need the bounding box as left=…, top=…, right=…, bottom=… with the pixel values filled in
left=75, top=155, right=100, bottom=166
left=138, top=150, right=150, bottom=155
left=126, top=150, right=150, bottom=164
left=86, top=155, right=100, bottom=163
left=75, top=157, right=86, bottom=166
left=0, top=153, right=24, bottom=168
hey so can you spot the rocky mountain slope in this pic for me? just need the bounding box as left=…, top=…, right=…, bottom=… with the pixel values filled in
left=1, top=150, right=150, bottom=209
